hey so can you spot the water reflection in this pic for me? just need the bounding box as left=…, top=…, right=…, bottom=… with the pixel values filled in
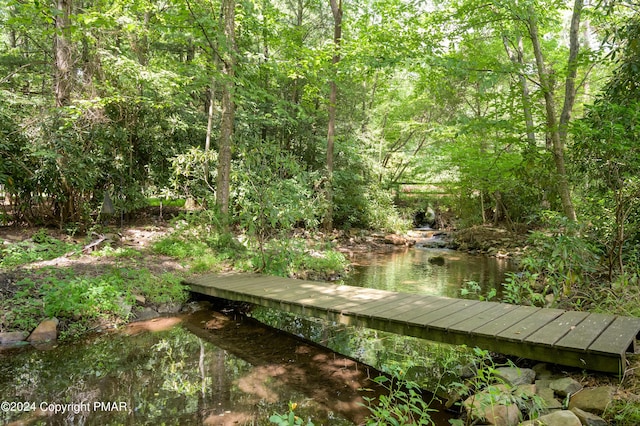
left=0, top=311, right=378, bottom=425
left=251, top=247, right=517, bottom=400
left=346, top=247, right=515, bottom=298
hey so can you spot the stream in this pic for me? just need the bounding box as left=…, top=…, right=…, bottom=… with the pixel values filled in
left=0, top=245, right=515, bottom=425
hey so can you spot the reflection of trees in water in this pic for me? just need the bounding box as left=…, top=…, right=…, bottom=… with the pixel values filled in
left=1, top=311, right=378, bottom=425
left=347, top=249, right=515, bottom=298
left=0, top=326, right=270, bottom=424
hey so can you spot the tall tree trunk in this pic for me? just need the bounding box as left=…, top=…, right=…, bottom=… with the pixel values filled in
left=324, top=0, right=342, bottom=232
left=216, top=0, right=236, bottom=219
left=526, top=6, right=578, bottom=222
left=54, top=0, right=72, bottom=107
left=53, top=0, right=75, bottom=225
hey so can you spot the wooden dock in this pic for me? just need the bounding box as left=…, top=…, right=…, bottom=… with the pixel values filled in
left=186, top=273, right=640, bottom=373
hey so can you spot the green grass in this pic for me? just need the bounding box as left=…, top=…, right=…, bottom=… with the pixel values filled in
left=147, top=198, right=186, bottom=208
left=92, top=245, right=143, bottom=259
left=604, top=400, right=640, bottom=425
left=0, top=230, right=81, bottom=268
left=152, top=235, right=209, bottom=259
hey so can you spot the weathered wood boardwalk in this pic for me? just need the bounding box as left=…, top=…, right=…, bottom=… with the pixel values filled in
left=186, top=273, right=640, bottom=373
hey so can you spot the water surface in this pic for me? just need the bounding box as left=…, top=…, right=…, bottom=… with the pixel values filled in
left=346, top=246, right=515, bottom=298
left=0, top=310, right=386, bottom=425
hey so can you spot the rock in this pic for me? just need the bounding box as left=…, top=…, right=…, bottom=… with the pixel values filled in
left=535, top=385, right=563, bottom=410
left=570, top=407, right=607, bottom=426
left=568, top=386, right=614, bottom=415
left=496, top=367, right=536, bottom=386
left=0, top=331, right=29, bottom=345
left=181, top=300, right=212, bottom=313
left=134, top=294, right=146, bottom=305
left=544, top=293, right=556, bottom=307
left=459, top=362, right=479, bottom=379
left=134, top=307, right=160, bottom=321
left=513, top=384, right=539, bottom=416
left=532, top=363, right=553, bottom=380
left=384, top=234, right=407, bottom=245
left=428, top=256, right=445, bottom=266
left=116, top=296, right=132, bottom=317
left=27, top=318, right=59, bottom=343
left=464, top=386, right=521, bottom=426
left=550, top=378, right=583, bottom=398
left=520, top=410, right=582, bottom=426
left=157, top=302, right=182, bottom=314
left=514, top=384, right=536, bottom=399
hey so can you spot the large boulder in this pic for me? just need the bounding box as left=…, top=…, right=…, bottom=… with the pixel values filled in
left=549, top=377, right=583, bottom=398
left=570, top=407, right=607, bottom=426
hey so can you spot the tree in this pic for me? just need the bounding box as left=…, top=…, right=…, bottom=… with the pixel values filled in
left=216, top=0, right=237, bottom=218
left=525, top=0, right=583, bottom=221
left=572, top=13, right=640, bottom=277
left=54, top=0, right=73, bottom=107
left=324, top=0, right=342, bottom=231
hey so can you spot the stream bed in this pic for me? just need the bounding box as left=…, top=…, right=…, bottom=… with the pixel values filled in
left=1, top=246, right=512, bottom=425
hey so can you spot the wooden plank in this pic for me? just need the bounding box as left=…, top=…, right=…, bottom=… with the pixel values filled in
left=429, top=301, right=503, bottom=330
left=411, top=299, right=481, bottom=327
left=589, top=316, right=640, bottom=355
left=526, top=311, right=591, bottom=346
left=348, top=293, right=419, bottom=318
left=497, top=308, right=564, bottom=341
left=555, top=313, right=616, bottom=350
left=196, top=274, right=283, bottom=292
left=473, top=306, right=540, bottom=337
left=378, top=296, right=449, bottom=322
left=449, top=303, right=519, bottom=333
left=401, top=297, right=462, bottom=324
left=330, top=287, right=396, bottom=311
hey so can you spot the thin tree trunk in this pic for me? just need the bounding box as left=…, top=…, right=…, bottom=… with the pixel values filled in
left=54, top=0, right=72, bottom=107
left=204, top=76, right=216, bottom=190
left=526, top=7, right=577, bottom=222
left=216, top=0, right=236, bottom=219
left=53, top=0, right=74, bottom=225
left=558, top=0, right=583, bottom=143
left=324, top=0, right=342, bottom=232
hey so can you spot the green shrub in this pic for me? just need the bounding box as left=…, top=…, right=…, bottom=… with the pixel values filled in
left=361, top=367, right=436, bottom=425
left=2, top=268, right=187, bottom=335
left=42, top=274, right=126, bottom=319
left=518, top=212, right=600, bottom=298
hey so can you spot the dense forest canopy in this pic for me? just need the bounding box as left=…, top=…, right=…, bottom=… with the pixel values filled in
left=0, top=0, right=638, bottom=243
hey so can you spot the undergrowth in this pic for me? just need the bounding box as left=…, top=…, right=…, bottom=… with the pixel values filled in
left=1, top=267, right=187, bottom=339
left=0, top=229, right=81, bottom=268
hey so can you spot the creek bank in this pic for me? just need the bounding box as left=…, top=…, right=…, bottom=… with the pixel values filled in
left=438, top=363, right=614, bottom=425
left=335, top=225, right=528, bottom=259
left=0, top=299, right=189, bottom=351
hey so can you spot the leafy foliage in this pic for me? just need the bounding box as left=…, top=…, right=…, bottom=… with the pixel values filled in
left=361, top=367, right=436, bottom=426
left=0, top=266, right=187, bottom=337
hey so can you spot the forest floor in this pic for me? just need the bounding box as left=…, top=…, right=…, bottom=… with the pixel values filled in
left=2, top=218, right=640, bottom=423
left=0, top=223, right=185, bottom=300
